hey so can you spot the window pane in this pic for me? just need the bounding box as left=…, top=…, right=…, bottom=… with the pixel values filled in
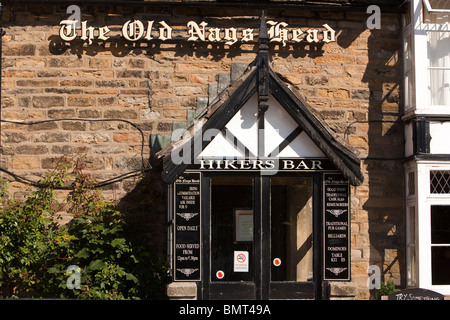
left=432, top=246, right=450, bottom=285
left=408, top=206, right=416, bottom=244
left=408, top=172, right=415, bottom=196
left=429, top=69, right=450, bottom=105
left=271, top=177, right=313, bottom=282
left=431, top=205, right=450, bottom=244
left=430, top=170, right=450, bottom=194
left=408, top=246, right=417, bottom=286
left=407, top=206, right=417, bottom=286
left=211, top=177, right=254, bottom=282
left=423, top=0, right=450, bottom=24
left=427, top=31, right=450, bottom=106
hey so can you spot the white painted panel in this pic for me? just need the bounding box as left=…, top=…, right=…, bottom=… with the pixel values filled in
left=199, top=132, right=244, bottom=158
left=225, top=94, right=259, bottom=156
left=264, top=95, right=299, bottom=156
left=197, top=93, right=326, bottom=159
left=278, top=131, right=325, bottom=157
left=430, top=121, right=450, bottom=154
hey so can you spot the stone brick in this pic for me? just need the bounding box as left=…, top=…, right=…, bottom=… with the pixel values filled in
left=113, top=132, right=142, bottom=143
left=3, top=44, right=35, bottom=56
left=67, top=96, right=95, bottom=107
left=12, top=156, right=40, bottom=170
left=156, top=122, right=173, bottom=132
left=32, top=96, right=64, bottom=108
left=15, top=58, right=46, bottom=68
left=116, top=70, right=142, bottom=78
left=114, top=156, right=142, bottom=170
left=190, top=74, right=212, bottom=84
left=98, top=97, right=116, bottom=107
left=61, top=121, right=88, bottom=131
left=15, top=145, right=49, bottom=155
left=104, top=110, right=138, bottom=119
left=72, top=133, right=110, bottom=144
left=90, top=121, right=128, bottom=131
left=89, top=58, right=111, bottom=69
left=26, top=122, right=58, bottom=131
left=48, top=57, right=84, bottom=68
left=318, top=88, right=350, bottom=99
left=96, top=80, right=126, bottom=88
left=304, top=75, right=328, bottom=86
left=176, top=62, right=218, bottom=72
left=175, top=86, right=204, bottom=96
left=93, top=145, right=126, bottom=154
left=313, top=55, right=355, bottom=65
left=47, top=109, right=77, bottom=118
left=51, top=145, right=74, bottom=154
left=5, top=70, right=35, bottom=78
left=17, top=80, right=59, bottom=88
left=60, top=79, right=94, bottom=87
left=78, top=109, right=102, bottom=118
left=1, top=132, right=30, bottom=143
left=34, top=132, right=70, bottom=143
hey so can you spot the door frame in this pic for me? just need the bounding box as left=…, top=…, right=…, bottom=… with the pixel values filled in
left=199, top=172, right=325, bottom=300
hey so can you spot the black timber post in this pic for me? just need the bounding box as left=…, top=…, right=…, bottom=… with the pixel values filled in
left=413, top=118, right=431, bottom=154
left=258, top=10, right=269, bottom=158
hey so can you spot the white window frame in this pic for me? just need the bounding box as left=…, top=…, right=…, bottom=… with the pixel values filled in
left=404, top=0, right=450, bottom=118
left=405, top=162, right=418, bottom=287
left=415, top=161, right=450, bottom=295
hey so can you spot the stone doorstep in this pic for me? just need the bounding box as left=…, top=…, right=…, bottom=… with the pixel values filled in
left=166, top=282, right=197, bottom=300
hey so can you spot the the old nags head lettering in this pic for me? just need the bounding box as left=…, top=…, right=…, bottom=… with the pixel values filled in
left=59, top=19, right=336, bottom=47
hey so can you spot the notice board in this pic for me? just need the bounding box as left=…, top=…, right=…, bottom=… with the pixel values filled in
left=323, top=173, right=350, bottom=280
left=173, top=172, right=201, bottom=281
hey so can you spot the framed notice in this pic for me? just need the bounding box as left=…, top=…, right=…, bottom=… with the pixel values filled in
left=323, top=173, right=350, bottom=281
left=173, top=172, right=201, bottom=281
left=235, top=209, right=253, bottom=242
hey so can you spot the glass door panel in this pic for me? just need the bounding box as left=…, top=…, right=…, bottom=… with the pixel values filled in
left=271, top=177, right=313, bottom=282
left=211, top=176, right=254, bottom=282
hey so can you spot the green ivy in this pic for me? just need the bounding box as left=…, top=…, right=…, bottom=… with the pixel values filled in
left=0, top=155, right=169, bottom=299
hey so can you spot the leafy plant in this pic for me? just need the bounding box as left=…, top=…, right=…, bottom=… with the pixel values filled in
left=0, top=154, right=169, bottom=299
left=376, top=278, right=397, bottom=299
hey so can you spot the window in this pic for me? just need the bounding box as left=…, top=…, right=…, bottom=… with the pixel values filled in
left=405, top=35, right=416, bottom=110
left=430, top=170, right=450, bottom=193
left=406, top=163, right=450, bottom=293
left=431, top=205, right=450, bottom=285
left=407, top=206, right=417, bottom=286
left=423, top=0, right=450, bottom=24
left=408, top=171, right=416, bottom=196
left=427, top=31, right=450, bottom=106
left=405, top=168, right=417, bottom=287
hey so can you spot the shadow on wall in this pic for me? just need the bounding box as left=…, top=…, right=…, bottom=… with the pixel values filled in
left=47, top=34, right=327, bottom=61
left=358, top=20, right=404, bottom=297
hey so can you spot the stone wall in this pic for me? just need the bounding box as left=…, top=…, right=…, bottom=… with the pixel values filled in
left=0, top=3, right=404, bottom=299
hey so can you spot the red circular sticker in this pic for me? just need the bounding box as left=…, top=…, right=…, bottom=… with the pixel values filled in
left=273, top=258, right=281, bottom=267
left=216, top=270, right=225, bottom=279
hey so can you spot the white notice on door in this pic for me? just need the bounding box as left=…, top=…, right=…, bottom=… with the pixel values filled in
left=234, top=251, right=249, bottom=272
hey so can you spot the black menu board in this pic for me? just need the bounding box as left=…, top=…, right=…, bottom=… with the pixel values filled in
left=173, top=172, right=201, bottom=281
left=323, top=173, right=350, bottom=280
